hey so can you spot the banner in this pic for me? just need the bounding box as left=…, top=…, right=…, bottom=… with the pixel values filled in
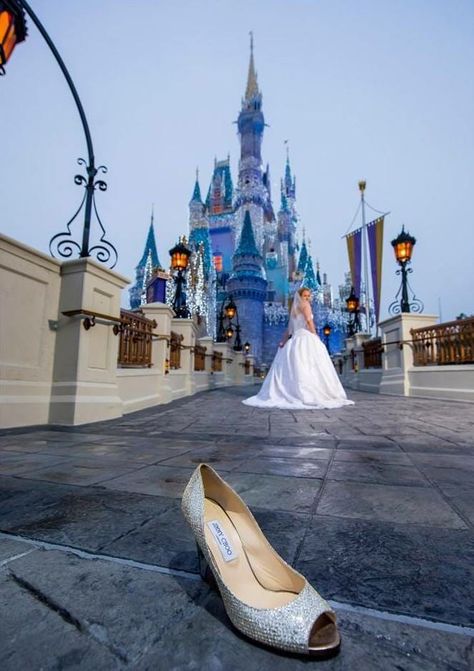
left=367, top=216, right=385, bottom=325
left=345, top=227, right=362, bottom=299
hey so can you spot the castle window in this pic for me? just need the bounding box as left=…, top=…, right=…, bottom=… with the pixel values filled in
left=213, top=255, right=223, bottom=272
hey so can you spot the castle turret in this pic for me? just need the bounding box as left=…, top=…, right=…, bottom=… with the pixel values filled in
left=188, top=170, right=212, bottom=279
left=226, top=210, right=267, bottom=363
left=129, top=209, right=161, bottom=309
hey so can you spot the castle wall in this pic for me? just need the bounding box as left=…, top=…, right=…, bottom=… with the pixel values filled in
left=233, top=297, right=265, bottom=364
left=262, top=321, right=287, bottom=367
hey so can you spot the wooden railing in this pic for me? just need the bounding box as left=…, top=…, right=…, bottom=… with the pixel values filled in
left=411, top=317, right=474, bottom=366
left=362, top=338, right=383, bottom=369
left=212, top=351, right=223, bottom=372
left=194, top=345, right=206, bottom=372
left=118, top=310, right=155, bottom=368
left=170, top=331, right=183, bottom=370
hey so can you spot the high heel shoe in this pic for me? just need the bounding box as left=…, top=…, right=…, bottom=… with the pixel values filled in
left=182, top=464, right=340, bottom=657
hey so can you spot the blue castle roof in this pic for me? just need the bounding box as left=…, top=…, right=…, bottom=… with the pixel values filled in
left=234, top=210, right=261, bottom=258
left=190, top=177, right=202, bottom=204
left=297, top=239, right=308, bottom=274
left=138, top=220, right=160, bottom=269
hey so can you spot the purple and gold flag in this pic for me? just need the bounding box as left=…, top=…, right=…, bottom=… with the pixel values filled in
left=367, top=216, right=385, bottom=325
left=345, top=227, right=362, bottom=299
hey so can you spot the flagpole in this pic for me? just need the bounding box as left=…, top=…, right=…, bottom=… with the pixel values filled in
left=359, top=180, right=372, bottom=334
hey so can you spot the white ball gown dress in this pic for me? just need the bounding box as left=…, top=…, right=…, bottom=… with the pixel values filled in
left=243, top=302, right=354, bottom=411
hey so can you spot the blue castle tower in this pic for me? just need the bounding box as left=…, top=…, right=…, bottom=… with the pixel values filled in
left=226, top=210, right=267, bottom=363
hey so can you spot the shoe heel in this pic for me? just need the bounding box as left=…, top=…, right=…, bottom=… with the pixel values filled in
left=196, top=543, right=217, bottom=590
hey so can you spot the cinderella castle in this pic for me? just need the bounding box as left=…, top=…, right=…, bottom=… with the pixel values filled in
left=130, top=37, right=349, bottom=365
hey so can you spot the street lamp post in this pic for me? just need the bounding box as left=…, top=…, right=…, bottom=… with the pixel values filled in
left=217, top=294, right=243, bottom=350
left=346, top=286, right=360, bottom=336
left=0, top=0, right=117, bottom=267
left=169, top=237, right=192, bottom=318
left=323, top=323, right=331, bottom=352
left=388, top=226, right=424, bottom=315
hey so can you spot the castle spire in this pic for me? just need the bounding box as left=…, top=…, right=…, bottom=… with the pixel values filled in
left=190, top=167, right=202, bottom=204
left=234, top=210, right=261, bottom=258
left=245, top=31, right=259, bottom=101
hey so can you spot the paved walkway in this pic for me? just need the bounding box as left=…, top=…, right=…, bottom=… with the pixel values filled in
left=1, top=387, right=473, bottom=670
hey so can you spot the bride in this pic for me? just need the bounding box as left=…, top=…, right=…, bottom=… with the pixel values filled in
left=243, top=287, right=354, bottom=410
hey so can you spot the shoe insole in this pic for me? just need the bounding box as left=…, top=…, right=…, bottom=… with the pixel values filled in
left=203, top=497, right=297, bottom=609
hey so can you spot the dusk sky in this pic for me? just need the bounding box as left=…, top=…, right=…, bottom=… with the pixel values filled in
left=1, top=0, right=473, bottom=320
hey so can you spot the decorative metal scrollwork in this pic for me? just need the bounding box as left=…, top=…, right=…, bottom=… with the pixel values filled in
left=49, top=158, right=117, bottom=269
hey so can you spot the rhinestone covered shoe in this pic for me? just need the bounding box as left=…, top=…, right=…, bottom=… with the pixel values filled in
left=181, top=464, right=340, bottom=656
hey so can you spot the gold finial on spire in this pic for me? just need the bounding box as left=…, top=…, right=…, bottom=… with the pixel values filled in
left=196, top=167, right=199, bottom=181
left=151, top=203, right=154, bottom=225
left=284, top=139, right=290, bottom=162
left=245, top=31, right=259, bottom=100
left=358, top=180, right=366, bottom=193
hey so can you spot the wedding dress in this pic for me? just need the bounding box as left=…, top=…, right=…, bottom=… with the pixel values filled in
left=243, top=292, right=354, bottom=410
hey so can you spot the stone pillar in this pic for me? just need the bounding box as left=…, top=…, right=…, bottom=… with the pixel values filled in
left=231, top=351, right=246, bottom=385
left=245, top=355, right=255, bottom=380
left=49, top=258, right=130, bottom=425
left=198, top=336, right=214, bottom=373
left=171, top=318, right=198, bottom=396
left=379, top=313, right=438, bottom=396
left=140, top=302, right=174, bottom=404
left=213, top=342, right=233, bottom=386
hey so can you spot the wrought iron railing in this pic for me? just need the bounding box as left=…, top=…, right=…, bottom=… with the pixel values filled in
left=362, top=338, right=383, bottom=369
left=118, top=310, right=155, bottom=367
left=194, top=345, right=206, bottom=372
left=212, top=351, right=223, bottom=373
left=170, top=331, right=184, bottom=370
left=411, top=318, right=474, bottom=366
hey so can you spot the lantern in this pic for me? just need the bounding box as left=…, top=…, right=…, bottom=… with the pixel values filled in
left=391, top=226, right=416, bottom=265
left=169, top=237, right=191, bottom=271
left=225, top=297, right=237, bottom=320
left=346, top=287, right=359, bottom=314
left=0, top=3, right=27, bottom=71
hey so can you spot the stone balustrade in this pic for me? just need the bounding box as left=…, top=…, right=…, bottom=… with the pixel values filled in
left=0, top=234, right=255, bottom=428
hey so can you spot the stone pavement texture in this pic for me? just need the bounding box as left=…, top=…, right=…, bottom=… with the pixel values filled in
left=1, top=386, right=474, bottom=670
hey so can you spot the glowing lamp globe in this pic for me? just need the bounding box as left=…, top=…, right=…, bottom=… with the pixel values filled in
left=225, top=297, right=237, bottom=320
left=225, top=325, right=234, bottom=339
left=243, top=341, right=251, bottom=354
left=323, top=323, right=332, bottom=337
left=391, top=226, right=416, bottom=265
left=346, top=287, right=359, bottom=314
left=169, top=238, right=191, bottom=271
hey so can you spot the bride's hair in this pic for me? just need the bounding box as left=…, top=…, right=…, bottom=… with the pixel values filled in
left=298, top=286, right=311, bottom=297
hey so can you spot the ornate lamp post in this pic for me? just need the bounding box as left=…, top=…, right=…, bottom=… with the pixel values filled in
left=323, top=323, right=332, bottom=352
left=346, top=287, right=360, bottom=336
left=169, top=237, right=191, bottom=318
left=217, top=294, right=243, bottom=350
left=1, top=0, right=117, bottom=267
left=389, top=226, right=423, bottom=314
